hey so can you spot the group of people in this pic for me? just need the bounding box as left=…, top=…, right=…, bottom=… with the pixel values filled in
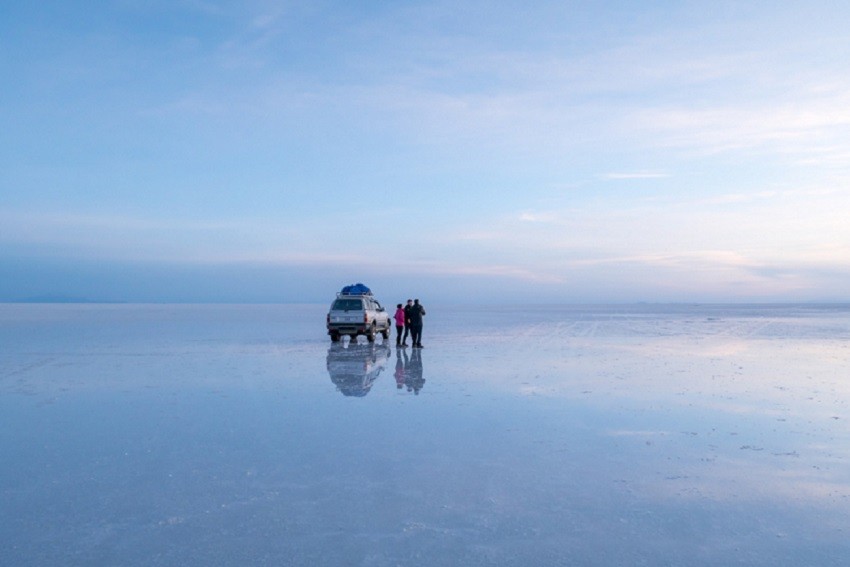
left=394, top=299, right=426, bottom=348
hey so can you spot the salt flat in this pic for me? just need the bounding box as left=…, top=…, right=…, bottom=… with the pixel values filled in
left=2, top=303, right=849, bottom=566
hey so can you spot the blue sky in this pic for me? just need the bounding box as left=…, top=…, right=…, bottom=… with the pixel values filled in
left=2, top=1, right=850, bottom=303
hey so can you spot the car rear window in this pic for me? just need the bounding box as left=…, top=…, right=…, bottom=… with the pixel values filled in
left=332, top=299, right=363, bottom=311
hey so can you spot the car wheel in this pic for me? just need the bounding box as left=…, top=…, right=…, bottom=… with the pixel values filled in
left=367, top=323, right=376, bottom=343
left=330, top=332, right=340, bottom=342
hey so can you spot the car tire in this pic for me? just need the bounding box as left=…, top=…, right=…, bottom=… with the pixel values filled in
left=330, top=332, right=340, bottom=343
left=367, top=323, right=376, bottom=343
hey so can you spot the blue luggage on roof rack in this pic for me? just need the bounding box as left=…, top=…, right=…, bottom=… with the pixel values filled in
left=340, top=283, right=372, bottom=296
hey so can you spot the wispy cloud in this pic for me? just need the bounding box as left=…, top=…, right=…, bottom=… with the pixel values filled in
left=630, top=85, right=850, bottom=161
left=519, top=211, right=558, bottom=223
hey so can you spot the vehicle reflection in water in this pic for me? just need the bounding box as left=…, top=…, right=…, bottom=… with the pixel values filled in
left=394, top=347, right=426, bottom=395
left=326, top=341, right=392, bottom=397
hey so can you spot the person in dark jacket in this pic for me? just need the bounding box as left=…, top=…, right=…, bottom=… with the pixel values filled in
left=408, top=298, right=426, bottom=348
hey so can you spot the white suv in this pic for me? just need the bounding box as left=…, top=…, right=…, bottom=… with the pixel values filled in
left=326, top=287, right=392, bottom=343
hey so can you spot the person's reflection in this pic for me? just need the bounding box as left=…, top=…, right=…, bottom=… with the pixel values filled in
left=399, top=346, right=425, bottom=395
left=394, top=348, right=406, bottom=389
left=326, top=341, right=391, bottom=397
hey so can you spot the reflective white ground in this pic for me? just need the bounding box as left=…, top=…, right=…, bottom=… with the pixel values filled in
left=2, top=304, right=849, bottom=565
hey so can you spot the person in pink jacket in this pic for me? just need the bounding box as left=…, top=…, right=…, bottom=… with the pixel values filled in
left=394, top=303, right=406, bottom=346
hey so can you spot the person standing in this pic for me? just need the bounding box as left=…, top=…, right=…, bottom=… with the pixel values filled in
left=408, top=298, right=426, bottom=348
left=393, top=303, right=405, bottom=346
left=401, top=299, right=413, bottom=346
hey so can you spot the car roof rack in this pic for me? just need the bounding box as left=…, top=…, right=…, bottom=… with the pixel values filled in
left=338, top=283, right=373, bottom=296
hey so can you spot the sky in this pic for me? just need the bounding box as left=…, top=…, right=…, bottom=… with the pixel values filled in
left=2, top=1, right=850, bottom=303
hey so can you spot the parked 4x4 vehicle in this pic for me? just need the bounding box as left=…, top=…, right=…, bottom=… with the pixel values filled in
left=326, top=284, right=392, bottom=343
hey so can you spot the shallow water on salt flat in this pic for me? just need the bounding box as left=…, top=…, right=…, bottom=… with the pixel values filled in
left=2, top=303, right=849, bottom=566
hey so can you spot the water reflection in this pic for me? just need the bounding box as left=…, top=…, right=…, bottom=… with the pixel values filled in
left=5, top=304, right=850, bottom=564
left=394, top=347, right=426, bottom=394
left=326, top=341, right=392, bottom=396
